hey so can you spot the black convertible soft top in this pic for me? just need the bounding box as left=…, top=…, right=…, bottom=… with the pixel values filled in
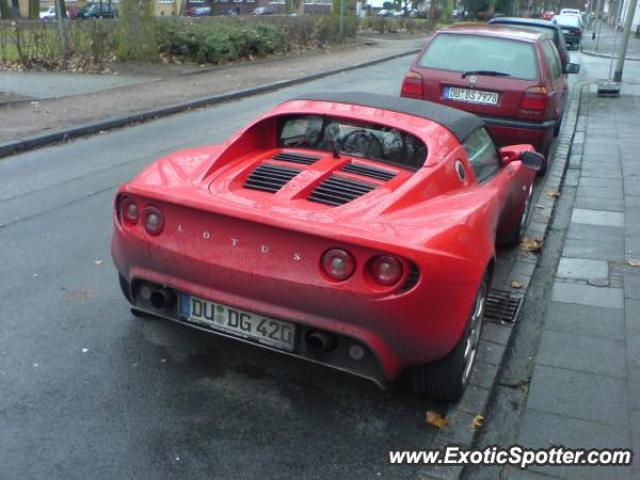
left=293, top=92, right=484, bottom=142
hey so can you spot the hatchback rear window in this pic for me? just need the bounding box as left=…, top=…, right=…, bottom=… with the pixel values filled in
left=495, top=23, right=556, bottom=40
left=418, top=34, right=539, bottom=81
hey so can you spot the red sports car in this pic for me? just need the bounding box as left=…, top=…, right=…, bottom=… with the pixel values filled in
left=111, top=93, right=542, bottom=401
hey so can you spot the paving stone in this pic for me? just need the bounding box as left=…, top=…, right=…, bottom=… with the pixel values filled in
left=627, top=329, right=640, bottom=369
left=571, top=209, right=624, bottom=227
left=581, top=168, right=623, bottom=179
left=527, top=365, right=628, bottom=426
left=518, top=409, right=632, bottom=480
left=469, top=361, right=498, bottom=390
left=455, top=384, right=491, bottom=416
left=576, top=184, right=623, bottom=200
left=507, top=468, right=561, bottom=480
left=566, top=223, right=624, bottom=240
left=557, top=258, right=608, bottom=279
left=574, top=195, right=625, bottom=212
left=579, top=177, right=623, bottom=189
left=536, top=329, right=626, bottom=378
left=476, top=340, right=506, bottom=366
left=625, top=195, right=640, bottom=208
left=626, top=299, right=640, bottom=331
left=624, top=273, right=640, bottom=300
left=630, top=381, right=640, bottom=411
left=552, top=282, right=624, bottom=308
left=545, top=302, right=625, bottom=340
left=563, top=238, right=625, bottom=261
left=625, top=236, right=640, bottom=256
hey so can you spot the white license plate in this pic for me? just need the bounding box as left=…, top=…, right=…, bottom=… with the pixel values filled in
left=446, top=87, right=499, bottom=105
left=562, top=29, right=571, bottom=33
left=179, top=294, right=296, bottom=352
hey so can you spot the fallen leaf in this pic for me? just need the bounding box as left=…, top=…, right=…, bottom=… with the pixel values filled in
left=471, top=415, right=485, bottom=431
left=426, top=410, right=449, bottom=429
left=546, top=191, right=561, bottom=198
left=628, top=258, right=640, bottom=267
left=94, top=260, right=103, bottom=266
left=520, top=238, right=543, bottom=253
left=511, top=280, right=523, bottom=289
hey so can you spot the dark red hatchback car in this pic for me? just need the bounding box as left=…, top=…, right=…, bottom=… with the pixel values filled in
left=401, top=25, right=579, bottom=170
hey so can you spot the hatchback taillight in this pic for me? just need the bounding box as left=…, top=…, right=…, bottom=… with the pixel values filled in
left=518, top=86, right=548, bottom=115
left=321, top=248, right=355, bottom=281
left=400, top=71, right=424, bottom=98
left=142, top=206, right=164, bottom=236
left=368, top=255, right=404, bottom=286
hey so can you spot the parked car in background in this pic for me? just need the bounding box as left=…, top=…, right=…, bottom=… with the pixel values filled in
left=553, top=14, right=583, bottom=49
left=559, top=8, right=581, bottom=17
left=111, top=92, right=542, bottom=402
left=184, top=0, right=206, bottom=16
left=489, top=17, right=570, bottom=69
left=251, top=6, right=276, bottom=15
left=39, top=6, right=57, bottom=20
left=400, top=24, right=580, bottom=170
left=191, top=6, right=211, bottom=16
left=76, top=2, right=118, bottom=18
left=542, top=10, right=555, bottom=20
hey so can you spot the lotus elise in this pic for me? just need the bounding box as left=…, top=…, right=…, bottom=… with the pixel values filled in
left=111, top=92, right=542, bottom=401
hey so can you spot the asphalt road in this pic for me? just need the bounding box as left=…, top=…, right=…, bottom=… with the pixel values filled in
left=0, top=54, right=578, bottom=480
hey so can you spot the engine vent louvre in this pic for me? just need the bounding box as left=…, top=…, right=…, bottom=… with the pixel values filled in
left=308, top=175, right=376, bottom=206
left=342, top=163, right=396, bottom=181
left=273, top=152, right=321, bottom=165
left=244, top=163, right=302, bottom=193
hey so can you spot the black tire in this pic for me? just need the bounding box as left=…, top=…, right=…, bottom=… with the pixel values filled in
left=409, top=274, right=489, bottom=402
left=553, top=114, right=563, bottom=137
left=504, top=184, right=534, bottom=247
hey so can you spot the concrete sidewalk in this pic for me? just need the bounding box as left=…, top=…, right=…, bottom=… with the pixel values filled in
left=505, top=83, right=640, bottom=479
left=0, top=36, right=424, bottom=146
left=582, top=22, right=640, bottom=61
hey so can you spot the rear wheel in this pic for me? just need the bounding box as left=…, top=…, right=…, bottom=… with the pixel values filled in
left=505, top=184, right=534, bottom=246
left=409, top=274, right=489, bottom=402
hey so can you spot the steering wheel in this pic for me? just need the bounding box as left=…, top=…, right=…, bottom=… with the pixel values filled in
left=340, top=129, right=384, bottom=159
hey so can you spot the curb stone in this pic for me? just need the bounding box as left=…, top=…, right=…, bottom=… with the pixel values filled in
left=580, top=48, right=640, bottom=62
left=416, top=83, right=585, bottom=480
left=0, top=49, right=420, bottom=159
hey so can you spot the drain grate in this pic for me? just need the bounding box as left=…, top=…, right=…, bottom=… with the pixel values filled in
left=484, top=289, right=522, bottom=324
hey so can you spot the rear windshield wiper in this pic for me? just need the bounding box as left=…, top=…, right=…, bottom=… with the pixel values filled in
left=461, top=70, right=512, bottom=78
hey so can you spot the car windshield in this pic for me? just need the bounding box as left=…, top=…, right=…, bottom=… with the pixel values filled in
left=418, top=33, right=539, bottom=81
left=555, top=15, right=580, bottom=27
left=277, top=115, right=427, bottom=169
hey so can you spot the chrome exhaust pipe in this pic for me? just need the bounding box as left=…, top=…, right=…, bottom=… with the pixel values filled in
left=150, top=288, right=175, bottom=310
left=305, top=330, right=337, bottom=353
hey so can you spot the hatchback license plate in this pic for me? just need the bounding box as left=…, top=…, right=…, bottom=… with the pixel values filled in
left=179, top=294, right=296, bottom=352
left=446, top=87, right=499, bottom=105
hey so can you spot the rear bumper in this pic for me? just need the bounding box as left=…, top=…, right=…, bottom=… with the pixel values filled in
left=480, top=115, right=555, bottom=152
left=111, top=220, right=482, bottom=385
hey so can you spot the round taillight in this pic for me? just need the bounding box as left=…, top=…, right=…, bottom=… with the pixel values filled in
left=321, top=248, right=356, bottom=281
left=142, top=206, right=164, bottom=236
left=368, top=255, right=403, bottom=286
left=122, top=196, right=139, bottom=225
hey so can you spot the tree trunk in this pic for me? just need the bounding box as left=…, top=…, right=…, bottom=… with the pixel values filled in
left=0, top=0, right=11, bottom=19
left=28, top=0, right=39, bottom=19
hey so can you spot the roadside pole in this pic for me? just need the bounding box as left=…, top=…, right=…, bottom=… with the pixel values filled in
left=594, top=0, right=604, bottom=50
left=55, top=0, right=67, bottom=67
left=613, top=0, right=639, bottom=81
left=339, top=0, right=344, bottom=39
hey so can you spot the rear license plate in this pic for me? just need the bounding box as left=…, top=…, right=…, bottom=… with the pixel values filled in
left=562, top=29, right=571, bottom=33
left=179, top=294, right=297, bottom=352
left=445, top=87, right=499, bottom=105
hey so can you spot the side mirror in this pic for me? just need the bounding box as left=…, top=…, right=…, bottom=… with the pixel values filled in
left=521, top=151, right=544, bottom=172
left=563, top=63, right=580, bottom=74
left=499, top=148, right=519, bottom=166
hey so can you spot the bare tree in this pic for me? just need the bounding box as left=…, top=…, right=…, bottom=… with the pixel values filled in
left=0, top=0, right=11, bottom=19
